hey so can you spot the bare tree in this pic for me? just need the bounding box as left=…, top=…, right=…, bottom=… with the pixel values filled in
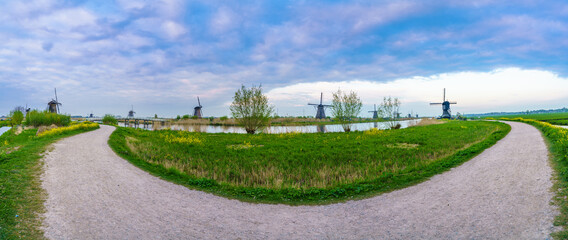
left=230, top=85, right=274, bottom=134
left=331, top=89, right=362, bottom=132
left=379, top=96, right=401, bottom=129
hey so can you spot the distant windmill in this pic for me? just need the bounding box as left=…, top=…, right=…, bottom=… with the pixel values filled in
left=430, top=88, right=457, bottom=119
left=369, top=104, right=379, bottom=119
left=128, top=105, right=135, bottom=118
left=308, top=92, right=331, bottom=119
left=193, top=97, right=203, bottom=119
left=47, top=88, right=62, bottom=113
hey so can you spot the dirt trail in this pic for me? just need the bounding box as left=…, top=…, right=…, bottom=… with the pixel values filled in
left=42, top=122, right=558, bottom=239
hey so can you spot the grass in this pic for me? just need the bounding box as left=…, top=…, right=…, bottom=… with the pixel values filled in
left=25, top=110, right=71, bottom=127
left=109, top=120, right=509, bottom=204
left=0, top=122, right=99, bottom=239
left=0, top=121, right=9, bottom=127
left=487, top=112, right=568, bottom=125
left=498, top=117, right=568, bottom=238
left=174, top=117, right=394, bottom=127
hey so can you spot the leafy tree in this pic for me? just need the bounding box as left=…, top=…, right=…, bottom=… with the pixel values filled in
left=176, top=115, right=181, bottom=120
left=102, top=114, right=118, bottom=125
left=331, top=89, right=362, bottom=132
left=182, top=114, right=190, bottom=119
left=154, top=114, right=158, bottom=118
left=10, top=110, right=24, bottom=126
left=379, top=96, right=401, bottom=129
left=230, top=85, right=274, bottom=134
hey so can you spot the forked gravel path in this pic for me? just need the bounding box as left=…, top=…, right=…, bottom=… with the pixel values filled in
left=42, top=122, right=558, bottom=239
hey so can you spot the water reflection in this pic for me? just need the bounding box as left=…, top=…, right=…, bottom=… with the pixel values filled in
left=147, top=119, right=421, bottom=134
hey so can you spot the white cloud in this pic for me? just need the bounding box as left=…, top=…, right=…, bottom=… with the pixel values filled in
left=266, top=68, right=568, bottom=116
left=162, top=20, right=186, bottom=39
left=33, top=8, right=97, bottom=31
left=210, top=7, right=237, bottom=34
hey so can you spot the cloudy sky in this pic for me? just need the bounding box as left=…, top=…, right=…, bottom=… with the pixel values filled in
left=1, top=0, right=568, bottom=118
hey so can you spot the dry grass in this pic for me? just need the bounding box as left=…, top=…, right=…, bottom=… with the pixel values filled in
left=414, top=118, right=446, bottom=126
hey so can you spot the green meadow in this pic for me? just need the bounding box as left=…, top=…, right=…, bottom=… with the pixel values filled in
left=488, top=112, right=568, bottom=125
left=109, top=120, right=509, bottom=204
left=0, top=123, right=99, bottom=239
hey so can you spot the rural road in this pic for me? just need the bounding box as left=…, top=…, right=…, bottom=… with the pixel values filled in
left=42, top=122, right=558, bottom=239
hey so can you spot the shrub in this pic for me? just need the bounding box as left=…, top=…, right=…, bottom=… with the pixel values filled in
left=102, top=114, right=118, bottom=125
left=10, top=110, right=24, bottom=126
left=25, top=110, right=71, bottom=127
left=220, top=116, right=229, bottom=121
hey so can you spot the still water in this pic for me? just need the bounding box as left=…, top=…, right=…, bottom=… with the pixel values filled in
left=146, top=119, right=421, bottom=134
left=0, top=127, right=12, bottom=136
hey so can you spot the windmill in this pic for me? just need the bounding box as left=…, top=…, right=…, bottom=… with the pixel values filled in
left=369, top=104, right=379, bottom=119
left=47, top=88, right=62, bottom=113
left=308, top=92, right=331, bottom=119
left=193, top=97, right=203, bottom=119
left=128, top=105, right=135, bottom=118
left=430, top=88, right=457, bottom=119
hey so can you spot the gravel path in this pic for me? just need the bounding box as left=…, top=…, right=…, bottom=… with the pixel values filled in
left=42, top=122, right=558, bottom=239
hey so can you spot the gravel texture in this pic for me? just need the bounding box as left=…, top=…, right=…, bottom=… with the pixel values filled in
left=42, top=122, right=558, bottom=239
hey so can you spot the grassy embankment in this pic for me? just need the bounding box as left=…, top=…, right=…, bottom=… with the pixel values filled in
left=497, top=117, right=568, bottom=238
left=0, top=121, right=99, bottom=239
left=109, top=120, right=509, bottom=205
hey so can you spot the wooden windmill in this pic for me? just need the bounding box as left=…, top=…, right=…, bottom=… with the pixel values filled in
left=193, top=97, right=203, bottom=119
left=430, top=88, right=457, bottom=119
left=369, top=104, right=379, bottom=119
left=128, top=105, right=135, bottom=118
left=47, top=88, right=62, bottom=113
left=308, top=92, right=331, bottom=119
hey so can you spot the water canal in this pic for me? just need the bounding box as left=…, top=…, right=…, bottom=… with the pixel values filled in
left=121, top=119, right=422, bottom=133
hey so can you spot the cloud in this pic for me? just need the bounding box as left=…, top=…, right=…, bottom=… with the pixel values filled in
left=161, top=20, right=186, bottom=39
left=266, top=68, right=568, bottom=116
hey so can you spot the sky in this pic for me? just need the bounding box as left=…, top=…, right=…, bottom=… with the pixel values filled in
left=1, top=0, right=568, bottom=118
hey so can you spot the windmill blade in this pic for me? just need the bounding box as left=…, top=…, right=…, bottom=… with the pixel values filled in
left=54, top=88, right=60, bottom=113
left=449, top=101, right=457, bottom=104
left=320, top=92, right=323, bottom=105
left=197, top=96, right=201, bottom=107
left=430, top=103, right=442, bottom=105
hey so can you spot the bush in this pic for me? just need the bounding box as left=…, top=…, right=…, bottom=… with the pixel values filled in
left=25, top=110, right=71, bottom=127
left=102, top=114, right=118, bottom=125
left=10, top=110, right=24, bottom=126
left=220, top=116, right=229, bottom=121
left=182, top=114, right=190, bottom=119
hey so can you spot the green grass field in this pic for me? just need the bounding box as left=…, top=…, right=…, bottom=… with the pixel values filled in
left=0, top=123, right=99, bottom=239
left=109, top=120, right=509, bottom=204
left=488, top=112, right=568, bottom=125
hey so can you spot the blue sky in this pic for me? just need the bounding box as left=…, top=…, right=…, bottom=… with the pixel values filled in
left=1, top=0, right=568, bottom=118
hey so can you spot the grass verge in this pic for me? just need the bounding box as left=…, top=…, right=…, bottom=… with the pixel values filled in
left=109, top=121, right=509, bottom=205
left=0, top=122, right=99, bottom=239
left=499, top=118, right=568, bottom=238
